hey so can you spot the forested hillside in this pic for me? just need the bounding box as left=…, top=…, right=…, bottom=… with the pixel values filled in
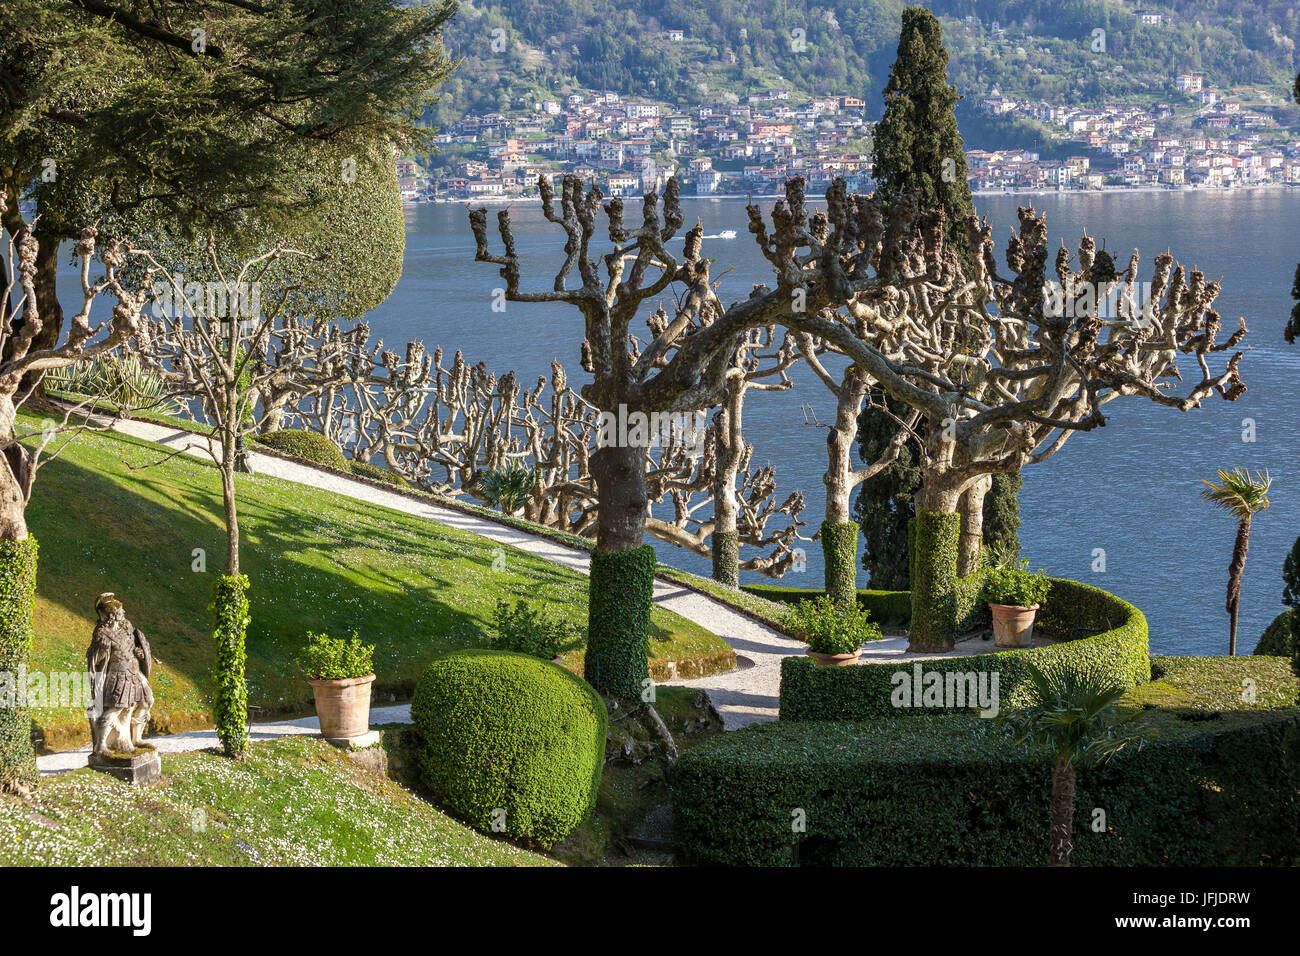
left=427, top=0, right=1299, bottom=126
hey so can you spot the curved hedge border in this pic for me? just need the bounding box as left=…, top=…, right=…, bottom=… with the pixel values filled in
left=779, top=577, right=1150, bottom=720
left=673, top=705, right=1300, bottom=866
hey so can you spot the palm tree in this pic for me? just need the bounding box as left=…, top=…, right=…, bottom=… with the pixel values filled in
left=478, top=462, right=539, bottom=515
left=1000, top=661, right=1145, bottom=866
left=1201, top=468, right=1272, bottom=655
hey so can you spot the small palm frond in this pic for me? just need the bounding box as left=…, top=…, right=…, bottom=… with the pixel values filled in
left=478, top=462, right=539, bottom=513
left=1201, top=467, right=1271, bottom=520
left=1000, top=660, right=1147, bottom=768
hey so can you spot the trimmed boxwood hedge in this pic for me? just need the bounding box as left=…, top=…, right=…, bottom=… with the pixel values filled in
left=0, top=538, right=38, bottom=792
left=779, top=577, right=1150, bottom=720
left=411, top=649, right=607, bottom=848
left=253, top=429, right=349, bottom=471
left=349, top=459, right=409, bottom=488
left=674, top=656, right=1300, bottom=866
left=742, top=584, right=912, bottom=628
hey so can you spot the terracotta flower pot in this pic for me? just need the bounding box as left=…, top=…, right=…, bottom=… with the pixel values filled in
left=806, top=648, right=862, bottom=667
left=989, top=603, right=1039, bottom=648
left=308, top=673, right=375, bottom=739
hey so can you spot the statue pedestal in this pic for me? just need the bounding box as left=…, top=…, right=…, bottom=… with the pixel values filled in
left=89, top=747, right=162, bottom=785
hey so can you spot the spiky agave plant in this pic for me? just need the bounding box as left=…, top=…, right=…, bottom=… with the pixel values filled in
left=999, top=661, right=1146, bottom=866
left=478, top=462, right=539, bottom=515
left=44, top=354, right=183, bottom=419
left=1201, top=467, right=1272, bottom=655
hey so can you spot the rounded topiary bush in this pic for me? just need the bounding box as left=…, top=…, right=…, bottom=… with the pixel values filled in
left=411, top=649, right=607, bottom=847
left=253, top=429, right=348, bottom=470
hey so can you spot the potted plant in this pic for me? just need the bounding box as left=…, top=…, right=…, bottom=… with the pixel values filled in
left=300, top=631, right=376, bottom=739
left=981, top=559, right=1051, bottom=648
left=789, top=595, right=882, bottom=666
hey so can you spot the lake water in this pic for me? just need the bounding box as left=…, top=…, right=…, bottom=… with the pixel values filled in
left=370, top=188, right=1300, bottom=656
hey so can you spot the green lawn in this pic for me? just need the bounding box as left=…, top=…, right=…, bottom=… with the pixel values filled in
left=22, top=414, right=728, bottom=748
left=0, top=737, right=552, bottom=866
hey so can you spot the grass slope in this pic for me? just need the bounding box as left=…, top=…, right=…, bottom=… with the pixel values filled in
left=0, top=737, right=552, bottom=866
left=22, top=416, right=726, bottom=747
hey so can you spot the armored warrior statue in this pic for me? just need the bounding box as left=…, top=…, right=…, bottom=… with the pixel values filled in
left=86, top=593, right=154, bottom=755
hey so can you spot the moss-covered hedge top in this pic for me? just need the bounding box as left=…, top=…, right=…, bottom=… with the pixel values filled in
left=252, top=429, right=348, bottom=471
left=780, top=576, right=1151, bottom=721
left=675, top=655, right=1300, bottom=867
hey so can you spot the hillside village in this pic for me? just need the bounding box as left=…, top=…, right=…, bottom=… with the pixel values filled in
left=405, top=64, right=1300, bottom=201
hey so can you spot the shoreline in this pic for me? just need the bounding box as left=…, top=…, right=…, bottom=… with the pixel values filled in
left=411, top=182, right=1294, bottom=206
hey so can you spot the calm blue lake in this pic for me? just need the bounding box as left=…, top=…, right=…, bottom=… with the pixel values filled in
left=371, top=188, right=1300, bottom=656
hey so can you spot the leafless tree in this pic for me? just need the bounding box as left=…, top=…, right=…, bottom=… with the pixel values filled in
left=0, top=204, right=148, bottom=541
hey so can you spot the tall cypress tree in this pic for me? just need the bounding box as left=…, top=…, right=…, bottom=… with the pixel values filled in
left=871, top=6, right=974, bottom=242
left=855, top=6, right=1020, bottom=588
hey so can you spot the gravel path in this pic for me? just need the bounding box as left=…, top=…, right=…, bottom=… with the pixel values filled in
left=37, top=416, right=807, bottom=774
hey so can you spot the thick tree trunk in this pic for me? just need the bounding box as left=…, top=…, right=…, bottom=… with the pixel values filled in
left=1048, top=759, right=1077, bottom=867
left=221, top=441, right=240, bottom=578
left=909, top=470, right=966, bottom=652
left=586, top=441, right=654, bottom=698
left=710, top=398, right=741, bottom=588
left=0, top=396, right=29, bottom=542
left=957, top=475, right=991, bottom=575
left=1226, top=516, right=1251, bottom=656
left=821, top=368, right=868, bottom=607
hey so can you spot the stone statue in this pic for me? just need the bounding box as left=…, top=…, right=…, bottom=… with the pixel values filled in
left=86, top=593, right=154, bottom=755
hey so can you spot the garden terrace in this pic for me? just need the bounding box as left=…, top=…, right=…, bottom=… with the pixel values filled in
left=21, top=412, right=730, bottom=749
left=673, top=656, right=1300, bottom=867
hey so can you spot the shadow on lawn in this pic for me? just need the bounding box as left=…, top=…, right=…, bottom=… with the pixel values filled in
left=25, top=437, right=589, bottom=737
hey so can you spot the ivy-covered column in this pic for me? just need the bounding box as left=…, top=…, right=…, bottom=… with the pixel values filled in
left=909, top=512, right=960, bottom=652
left=0, top=538, right=38, bottom=792
left=211, top=574, right=250, bottom=758
left=585, top=545, right=656, bottom=698
left=822, top=519, right=859, bottom=609
left=711, top=530, right=740, bottom=589
left=586, top=442, right=655, bottom=699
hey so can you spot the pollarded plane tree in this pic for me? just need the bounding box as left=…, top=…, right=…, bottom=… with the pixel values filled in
left=640, top=322, right=807, bottom=583
left=255, top=316, right=377, bottom=435
left=468, top=173, right=943, bottom=696
left=285, top=336, right=807, bottom=578
left=0, top=206, right=149, bottom=792
left=780, top=186, right=930, bottom=608
left=789, top=196, right=1249, bottom=652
